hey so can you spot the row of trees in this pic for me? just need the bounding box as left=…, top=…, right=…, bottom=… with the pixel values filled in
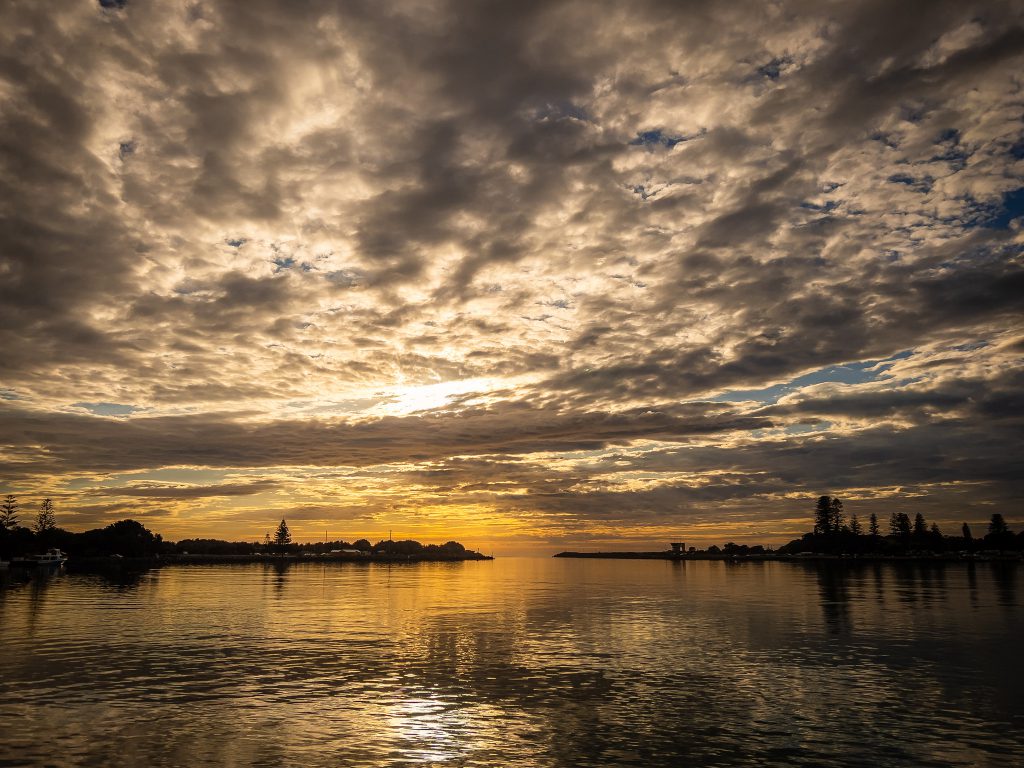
left=1, top=495, right=57, bottom=534
left=1, top=517, right=164, bottom=559
left=1, top=502, right=472, bottom=560
left=782, top=495, right=1023, bottom=555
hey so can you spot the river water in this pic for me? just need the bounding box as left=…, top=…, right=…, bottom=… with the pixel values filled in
left=1, top=558, right=1021, bottom=767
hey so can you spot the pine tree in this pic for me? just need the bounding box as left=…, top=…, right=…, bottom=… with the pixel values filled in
left=961, top=522, right=972, bottom=541
left=889, top=512, right=900, bottom=537
left=274, top=519, right=292, bottom=546
left=913, top=513, right=927, bottom=536
left=814, top=496, right=832, bottom=535
left=34, top=498, right=56, bottom=533
left=987, top=514, right=1012, bottom=550
left=1, top=494, right=18, bottom=530
left=869, top=513, right=879, bottom=538
left=829, top=497, right=845, bottom=533
left=849, top=513, right=862, bottom=536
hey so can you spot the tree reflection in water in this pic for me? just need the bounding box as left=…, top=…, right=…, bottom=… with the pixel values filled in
left=0, top=559, right=1021, bottom=766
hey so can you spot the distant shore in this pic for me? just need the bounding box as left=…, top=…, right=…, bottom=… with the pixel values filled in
left=554, top=551, right=1023, bottom=562
left=58, top=552, right=492, bottom=572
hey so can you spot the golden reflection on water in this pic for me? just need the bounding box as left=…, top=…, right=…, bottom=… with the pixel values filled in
left=0, top=558, right=1022, bottom=766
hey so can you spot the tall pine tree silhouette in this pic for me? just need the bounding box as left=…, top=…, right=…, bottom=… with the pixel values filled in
left=0, top=495, right=18, bottom=530
left=34, top=498, right=56, bottom=533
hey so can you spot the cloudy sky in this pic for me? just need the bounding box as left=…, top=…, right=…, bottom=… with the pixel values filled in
left=1, top=0, right=1022, bottom=553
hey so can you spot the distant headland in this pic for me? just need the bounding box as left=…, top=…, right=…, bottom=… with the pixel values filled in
left=0, top=496, right=490, bottom=571
left=555, top=496, right=1024, bottom=562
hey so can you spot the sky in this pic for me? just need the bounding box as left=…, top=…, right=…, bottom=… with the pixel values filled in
left=1, top=0, right=1022, bottom=554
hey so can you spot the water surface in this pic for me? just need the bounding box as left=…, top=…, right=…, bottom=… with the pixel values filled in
left=1, top=558, right=1021, bottom=767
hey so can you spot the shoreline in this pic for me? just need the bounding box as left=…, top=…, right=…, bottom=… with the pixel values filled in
left=553, top=551, right=1023, bottom=563
left=56, top=552, right=493, bottom=573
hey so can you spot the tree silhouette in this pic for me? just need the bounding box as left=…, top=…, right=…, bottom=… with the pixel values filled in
left=814, top=496, right=832, bottom=535
left=34, top=498, right=56, bottom=533
left=848, top=513, right=862, bottom=536
left=890, top=512, right=911, bottom=540
left=913, top=513, right=927, bottom=537
left=829, top=497, right=845, bottom=533
left=869, top=513, right=879, bottom=538
left=1, top=494, right=18, bottom=530
left=987, top=513, right=1013, bottom=550
left=274, top=519, right=292, bottom=547
left=962, top=522, right=972, bottom=541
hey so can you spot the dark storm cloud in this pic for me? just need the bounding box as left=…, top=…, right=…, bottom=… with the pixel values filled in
left=407, top=417, right=1024, bottom=527
left=1, top=0, right=1022, bottom=537
left=0, top=401, right=768, bottom=476
left=765, top=367, right=1024, bottom=423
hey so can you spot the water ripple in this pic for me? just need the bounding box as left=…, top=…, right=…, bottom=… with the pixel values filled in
left=1, top=560, right=1021, bottom=766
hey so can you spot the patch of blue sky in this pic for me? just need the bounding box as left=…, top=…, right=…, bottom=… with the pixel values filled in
left=784, top=421, right=833, bottom=435
left=952, top=340, right=988, bottom=352
left=799, top=200, right=839, bottom=213
left=930, top=132, right=969, bottom=170
left=226, top=237, right=246, bottom=248
left=629, top=128, right=703, bottom=149
left=271, top=256, right=314, bottom=273
left=984, top=187, right=1024, bottom=230
left=1, top=389, right=22, bottom=400
left=887, top=173, right=933, bottom=193
left=73, top=402, right=141, bottom=416
left=756, top=57, right=787, bottom=80
left=711, top=350, right=913, bottom=405
left=958, top=187, right=1024, bottom=231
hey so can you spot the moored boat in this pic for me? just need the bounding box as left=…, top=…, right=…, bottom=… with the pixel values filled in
left=10, top=548, right=67, bottom=567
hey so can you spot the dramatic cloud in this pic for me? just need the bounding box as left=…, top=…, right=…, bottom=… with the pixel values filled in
left=1, top=0, right=1022, bottom=551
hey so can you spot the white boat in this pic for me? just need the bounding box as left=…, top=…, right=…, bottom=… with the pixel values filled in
left=11, top=548, right=67, bottom=567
